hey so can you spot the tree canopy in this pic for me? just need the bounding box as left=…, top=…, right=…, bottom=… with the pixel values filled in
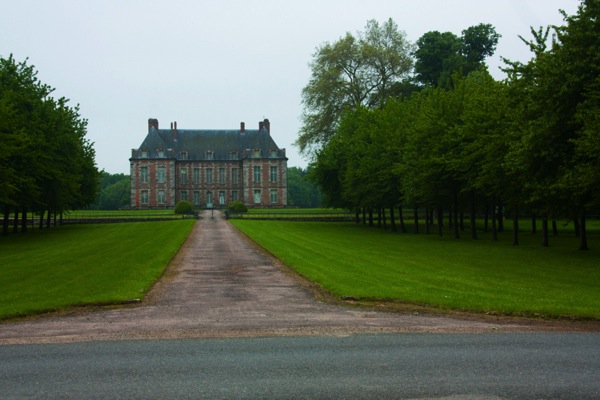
left=296, top=18, right=414, bottom=157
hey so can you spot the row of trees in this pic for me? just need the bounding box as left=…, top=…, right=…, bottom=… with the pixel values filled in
left=1, top=55, right=98, bottom=234
left=302, top=1, right=599, bottom=250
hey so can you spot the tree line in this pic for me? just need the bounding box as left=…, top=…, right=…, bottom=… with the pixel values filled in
left=302, top=1, right=599, bottom=250
left=1, top=55, right=98, bottom=234
left=88, top=167, right=322, bottom=210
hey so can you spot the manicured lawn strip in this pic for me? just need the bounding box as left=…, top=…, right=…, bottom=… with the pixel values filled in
left=0, top=220, right=194, bottom=319
left=230, top=220, right=600, bottom=319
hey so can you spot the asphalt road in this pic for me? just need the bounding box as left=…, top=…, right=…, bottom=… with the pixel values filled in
left=1, top=333, right=599, bottom=399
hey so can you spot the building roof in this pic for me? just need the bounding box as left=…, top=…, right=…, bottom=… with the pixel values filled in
left=131, top=119, right=287, bottom=161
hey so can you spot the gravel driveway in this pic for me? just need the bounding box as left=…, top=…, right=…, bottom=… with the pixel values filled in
left=0, top=211, right=594, bottom=345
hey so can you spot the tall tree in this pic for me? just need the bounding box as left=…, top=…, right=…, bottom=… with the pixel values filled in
left=414, top=23, right=500, bottom=87
left=296, top=18, right=414, bottom=157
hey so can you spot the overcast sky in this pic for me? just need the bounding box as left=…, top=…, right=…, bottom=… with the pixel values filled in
left=1, top=0, right=579, bottom=174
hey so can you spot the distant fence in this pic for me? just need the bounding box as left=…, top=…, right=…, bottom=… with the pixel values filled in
left=60, top=211, right=197, bottom=224
left=227, top=211, right=355, bottom=222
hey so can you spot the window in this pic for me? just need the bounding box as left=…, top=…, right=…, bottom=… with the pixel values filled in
left=180, top=151, right=188, bottom=160
left=270, top=149, right=278, bottom=158
left=253, top=166, right=261, bottom=183
left=205, top=150, right=214, bottom=160
left=253, top=189, right=261, bottom=204
left=193, top=191, right=200, bottom=206
left=180, top=168, right=188, bottom=184
left=181, top=190, right=188, bottom=201
left=219, top=191, right=225, bottom=205
left=140, top=166, right=149, bottom=184
left=206, top=168, right=213, bottom=184
left=230, top=151, right=239, bottom=160
left=157, top=190, right=166, bottom=205
left=157, top=165, right=166, bottom=183
left=253, top=149, right=261, bottom=158
left=231, top=190, right=238, bottom=202
left=193, top=168, right=201, bottom=184
left=270, top=189, right=278, bottom=204
left=158, top=150, right=165, bottom=158
left=231, top=168, right=239, bottom=184
left=141, top=190, right=149, bottom=205
left=269, top=166, right=278, bottom=183
left=218, top=168, right=226, bottom=184
left=140, top=150, right=148, bottom=158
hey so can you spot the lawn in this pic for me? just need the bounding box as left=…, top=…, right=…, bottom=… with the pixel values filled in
left=0, top=220, right=194, bottom=319
left=231, top=220, right=600, bottom=319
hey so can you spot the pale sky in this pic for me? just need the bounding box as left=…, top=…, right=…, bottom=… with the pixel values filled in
left=1, top=0, right=579, bottom=174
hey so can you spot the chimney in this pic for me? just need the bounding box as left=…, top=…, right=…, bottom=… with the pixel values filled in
left=259, top=121, right=264, bottom=131
left=240, top=122, right=245, bottom=134
left=173, top=121, right=178, bottom=141
left=263, top=118, right=270, bottom=134
left=148, top=118, right=159, bottom=132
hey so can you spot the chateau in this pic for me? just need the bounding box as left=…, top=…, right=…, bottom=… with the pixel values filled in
left=130, top=118, right=288, bottom=209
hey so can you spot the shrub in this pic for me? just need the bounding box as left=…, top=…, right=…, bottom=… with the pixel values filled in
left=228, top=200, right=248, bottom=213
left=174, top=200, right=194, bottom=214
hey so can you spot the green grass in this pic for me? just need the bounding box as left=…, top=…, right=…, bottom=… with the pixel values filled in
left=231, top=220, right=600, bottom=319
left=0, top=220, right=194, bottom=319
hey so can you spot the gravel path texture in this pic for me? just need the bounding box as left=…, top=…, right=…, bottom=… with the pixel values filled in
left=0, top=210, right=595, bottom=345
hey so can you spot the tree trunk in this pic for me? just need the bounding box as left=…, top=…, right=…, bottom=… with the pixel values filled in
left=363, top=207, right=367, bottom=225
left=413, top=207, right=419, bottom=234
left=512, top=205, right=519, bottom=246
left=2, top=206, right=9, bottom=236
left=484, top=200, right=489, bottom=233
left=552, top=220, right=558, bottom=236
left=355, top=209, right=360, bottom=224
left=437, top=205, right=443, bottom=237
left=448, top=208, right=453, bottom=229
left=531, top=214, right=537, bottom=234
left=368, top=209, right=373, bottom=227
left=453, top=191, right=459, bottom=240
left=390, top=207, right=397, bottom=232
left=491, top=198, right=498, bottom=241
left=382, top=208, right=387, bottom=230
left=497, top=202, right=504, bottom=232
left=425, top=208, right=430, bottom=235
left=39, top=210, right=45, bottom=230
left=377, top=209, right=382, bottom=228
left=541, top=216, right=549, bottom=247
left=398, top=206, right=406, bottom=233
left=470, top=193, right=477, bottom=240
left=573, top=214, right=580, bottom=237
left=21, top=207, right=28, bottom=233
left=13, top=208, right=19, bottom=233
left=579, top=211, right=589, bottom=251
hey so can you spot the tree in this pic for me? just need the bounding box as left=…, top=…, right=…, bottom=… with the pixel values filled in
left=287, top=167, right=322, bottom=208
left=296, top=18, right=414, bottom=157
left=414, top=23, right=500, bottom=87
left=0, top=55, right=98, bottom=234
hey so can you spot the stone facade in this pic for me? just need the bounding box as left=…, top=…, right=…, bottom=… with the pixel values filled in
left=130, top=118, right=288, bottom=209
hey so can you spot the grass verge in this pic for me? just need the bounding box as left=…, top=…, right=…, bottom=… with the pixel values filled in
left=0, top=220, right=194, bottom=319
left=230, top=220, right=600, bottom=319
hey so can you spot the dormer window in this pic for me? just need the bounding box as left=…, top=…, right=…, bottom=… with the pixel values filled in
left=230, top=151, right=239, bottom=160
left=157, top=150, right=165, bottom=158
left=270, top=149, right=278, bottom=158
left=205, top=150, right=214, bottom=160
left=180, top=151, right=188, bottom=160
left=253, top=149, right=261, bottom=158
left=140, top=150, right=148, bottom=158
